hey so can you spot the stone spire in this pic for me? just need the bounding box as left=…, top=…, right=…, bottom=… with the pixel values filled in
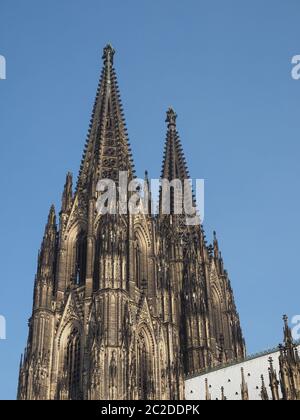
left=61, top=172, right=73, bottom=214
left=77, top=44, right=135, bottom=198
left=159, top=108, right=196, bottom=216
left=205, top=378, right=211, bottom=400
left=161, top=108, right=190, bottom=180
left=213, top=231, right=219, bottom=259
left=283, top=315, right=293, bottom=350
left=240, top=367, right=249, bottom=400
left=144, top=170, right=152, bottom=215
left=37, top=205, right=57, bottom=279
left=34, top=205, right=57, bottom=310
left=268, top=357, right=280, bottom=400
left=221, top=386, right=226, bottom=400
left=260, top=375, right=269, bottom=400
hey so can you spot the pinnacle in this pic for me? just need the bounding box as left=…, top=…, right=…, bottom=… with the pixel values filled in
left=166, top=107, right=177, bottom=130
left=47, top=204, right=56, bottom=225
left=102, top=43, right=115, bottom=65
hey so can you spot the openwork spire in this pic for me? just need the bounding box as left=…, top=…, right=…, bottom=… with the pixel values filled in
left=77, top=44, right=135, bottom=196
left=160, top=108, right=190, bottom=182
left=159, top=108, right=195, bottom=215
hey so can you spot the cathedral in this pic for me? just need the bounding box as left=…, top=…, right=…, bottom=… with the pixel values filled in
left=17, top=45, right=245, bottom=400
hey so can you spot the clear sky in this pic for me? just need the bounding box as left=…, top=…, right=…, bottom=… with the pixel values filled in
left=0, top=0, right=300, bottom=400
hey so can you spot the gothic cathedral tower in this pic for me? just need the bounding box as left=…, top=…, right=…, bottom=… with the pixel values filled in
left=18, top=45, right=245, bottom=400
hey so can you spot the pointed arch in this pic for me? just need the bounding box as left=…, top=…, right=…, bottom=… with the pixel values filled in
left=136, top=324, right=156, bottom=400
left=65, top=327, right=81, bottom=399
left=74, top=231, right=87, bottom=285
left=65, top=223, right=87, bottom=287
left=134, top=224, right=150, bottom=290
left=211, top=285, right=224, bottom=343
left=56, top=319, right=83, bottom=400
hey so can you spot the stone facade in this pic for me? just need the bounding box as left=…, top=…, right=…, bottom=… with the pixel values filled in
left=17, top=45, right=245, bottom=400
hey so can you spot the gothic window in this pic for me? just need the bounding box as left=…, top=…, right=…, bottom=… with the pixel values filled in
left=137, top=328, right=155, bottom=400
left=109, top=295, right=117, bottom=346
left=212, top=289, right=223, bottom=342
left=65, top=328, right=81, bottom=400
left=138, top=334, right=149, bottom=399
left=135, top=242, right=141, bottom=289
left=134, top=230, right=149, bottom=291
left=75, top=233, right=87, bottom=285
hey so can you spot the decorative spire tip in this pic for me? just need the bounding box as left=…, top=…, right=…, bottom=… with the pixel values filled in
left=166, top=107, right=177, bottom=130
left=102, top=44, right=115, bottom=65
left=47, top=204, right=56, bottom=226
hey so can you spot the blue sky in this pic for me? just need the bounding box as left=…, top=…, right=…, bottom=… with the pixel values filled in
left=0, top=0, right=300, bottom=400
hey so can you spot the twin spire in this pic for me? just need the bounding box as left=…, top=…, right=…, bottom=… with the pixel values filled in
left=161, top=107, right=190, bottom=182
left=76, top=44, right=190, bottom=197
left=67, top=45, right=203, bottom=222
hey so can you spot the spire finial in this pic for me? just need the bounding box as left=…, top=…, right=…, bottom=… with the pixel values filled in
left=48, top=204, right=56, bottom=226
left=205, top=378, right=211, bottom=401
left=282, top=314, right=293, bottom=346
left=240, top=367, right=249, bottom=400
left=166, top=107, right=177, bottom=131
left=102, top=44, right=115, bottom=65
left=213, top=231, right=221, bottom=260
left=221, top=386, right=226, bottom=400
left=61, top=172, right=73, bottom=214
left=268, top=356, right=274, bottom=368
left=260, top=375, right=269, bottom=400
left=241, top=367, right=245, bottom=383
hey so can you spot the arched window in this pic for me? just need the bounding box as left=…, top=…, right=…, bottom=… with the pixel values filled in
left=134, top=230, right=149, bottom=291
left=75, top=233, right=87, bottom=285
left=65, top=328, right=81, bottom=400
left=138, top=334, right=149, bottom=399
left=212, top=289, right=223, bottom=342
left=135, top=242, right=141, bottom=289
left=137, top=329, right=154, bottom=400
